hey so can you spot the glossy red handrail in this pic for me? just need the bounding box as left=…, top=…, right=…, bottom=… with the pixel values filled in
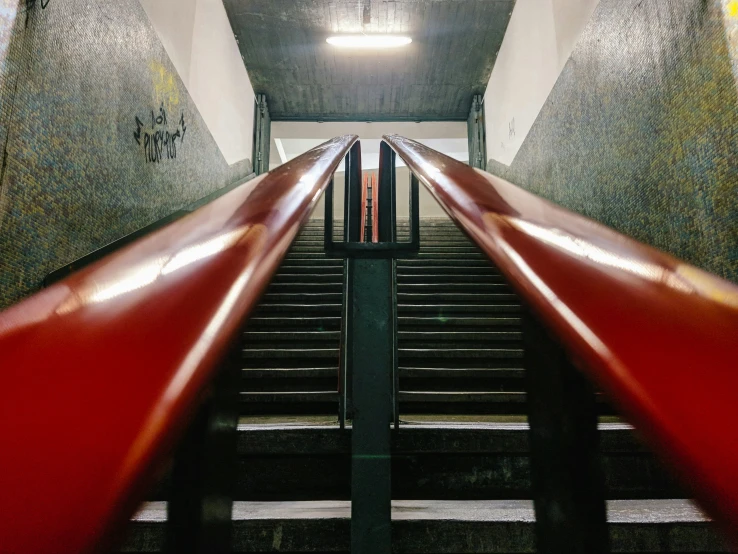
left=384, top=134, right=738, bottom=544
left=0, top=135, right=358, bottom=554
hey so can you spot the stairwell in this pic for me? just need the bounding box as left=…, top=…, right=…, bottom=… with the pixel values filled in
left=124, top=219, right=726, bottom=553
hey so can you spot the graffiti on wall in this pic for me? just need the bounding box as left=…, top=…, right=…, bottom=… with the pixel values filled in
left=134, top=105, right=187, bottom=163
left=149, top=59, right=180, bottom=114
left=26, top=0, right=51, bottom=10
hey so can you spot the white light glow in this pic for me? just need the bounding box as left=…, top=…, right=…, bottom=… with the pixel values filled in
left=88, top=260, right=165, bottom=304
left=162, top=227, right=249, bottom=276
left=326, top=35, right=412, bottom=49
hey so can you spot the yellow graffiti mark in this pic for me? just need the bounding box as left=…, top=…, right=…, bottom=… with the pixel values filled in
left=149, top=59, right=180, bottom=112
left=727, top=0, right=738, bottom=17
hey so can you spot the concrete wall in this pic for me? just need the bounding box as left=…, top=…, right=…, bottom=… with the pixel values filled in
left=0, top=0, right=254, bottom=309
left=486, top=0, right=738, bottom=283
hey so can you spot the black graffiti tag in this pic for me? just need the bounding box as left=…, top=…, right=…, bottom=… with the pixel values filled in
left=134, top=104, right=187, bottom=163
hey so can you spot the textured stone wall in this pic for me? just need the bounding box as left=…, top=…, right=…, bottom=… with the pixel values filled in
left=488, top=0, right=738, bottom=283
left=0, top=0, right=253, bottom=309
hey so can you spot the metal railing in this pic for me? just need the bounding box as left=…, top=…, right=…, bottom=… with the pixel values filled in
left=0, top=135, right=358, bottom=554
left=383, top=134, right=738, bottom=551
left=4, top=131, right=737, bottom=553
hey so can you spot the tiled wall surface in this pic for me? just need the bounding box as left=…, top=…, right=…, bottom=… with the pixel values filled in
left=0, top=0, right=253, bottom=309
left=488, top=0, right=738, bottom=283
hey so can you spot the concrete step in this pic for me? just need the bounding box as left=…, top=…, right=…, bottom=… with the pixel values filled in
left=267, top=282, right=343, bottom=293
left=241, top=368, right=337, bottom=393
left=244, top=331, right=340, bottom=342
left=226, top=422, right=682, bottom=501
left=253, top=304, right=341, bottom=314
left=276, top=267, right=342, bottom=275
left=280, top=256, right=343, bottom=264
left=284, top=250, right=338, bottom=256
left=241, top=368, right=337, bottom=379
left=399, top=348, right=523, bottom=360
left=244, top=316, right=341, bottom=331
left=399, top=391, right=528, bottom=415
left=397, top=259, right=493, bottom=267
left=289, top=244, right=480, bottom=253
left=397, top=293, right=518, bottom=303
left=242, top=348, right=339, bottom=359
left=396, top=266, right=501, bottom=275
left=398, top=283, right=512, bottom=292
left=271, top=273, right=343, bottom=282
left=399, top=390, right=526, bottom=404
left=398, top=316, right=521, bottom=328
left=400, top=367, right=524, bottom=380
left=398, top=274, right=508, bottom=284
left=274, top=265, right=343, bottom=273
left=398, top=304, right=521, bottom=315
left=125, top=500, right=724, bottom=552
left=262, top=292, right=343, bottom=303
left=239, top=392, right=338, bottom=416
left=399, top=331, right=522, bottom=342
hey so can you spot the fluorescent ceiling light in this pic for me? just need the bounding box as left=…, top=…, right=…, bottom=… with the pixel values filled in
left=326, top=35, right=412, bottom=49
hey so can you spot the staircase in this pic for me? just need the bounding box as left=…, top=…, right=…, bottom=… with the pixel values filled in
left=397, top=219, right=525, bottom=415
left=123, top=219, right=727, bottom=553
left=239, top=220, right=343, bottom=416
left=239, top=219, right=528, bottom=418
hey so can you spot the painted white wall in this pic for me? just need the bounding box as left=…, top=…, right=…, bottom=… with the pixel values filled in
left=138, top=0, right=255, bottom=165
left=189, top=0, right=255, bottom=165
left=484, top=0, right=600, bottom=166
left=269, top=121, right=467, bottom=219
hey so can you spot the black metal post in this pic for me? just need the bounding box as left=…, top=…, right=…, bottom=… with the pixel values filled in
left=523, top=308, right=610, bottom=554
left=325, top=177, right=349, bottom=428
left=324, top=177, right=334, bottom=252
left=349, top=257, right=394, bottom=554
left=166, top=344, right=241, bottom=554
left=378, top=142, right=396, bottom=242
left=344, top=142, right=362, bottom=243
left=324, top=141, right=420, bottom=553
left=409, top=173, right=420, bottom=248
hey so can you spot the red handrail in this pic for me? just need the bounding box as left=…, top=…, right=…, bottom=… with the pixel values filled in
left=384, top=134, right=738, bottom=544
left=0, top=135, right=358, bottom=553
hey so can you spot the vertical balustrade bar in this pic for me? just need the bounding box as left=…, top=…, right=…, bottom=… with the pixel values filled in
left=372, top=173, right=379, bottom=243
left=378, top=143, right=396, bottom=242
left=360, top=174, right=368, bottom=243
left=409, top=173, right=420, bottom=248
left=523, top=308, right=610, bottom=554
left=166, top=342, right=241, bottom=554
left=344, top=142, right=362, bottom=243
left=342, top=145, right=362, bottom=422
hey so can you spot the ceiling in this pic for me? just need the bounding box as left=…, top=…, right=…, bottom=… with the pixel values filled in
left=223, top=0, right=516, bottom=121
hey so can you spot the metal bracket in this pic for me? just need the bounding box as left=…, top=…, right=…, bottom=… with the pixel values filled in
left=324, top=141, right=419, bottom=259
